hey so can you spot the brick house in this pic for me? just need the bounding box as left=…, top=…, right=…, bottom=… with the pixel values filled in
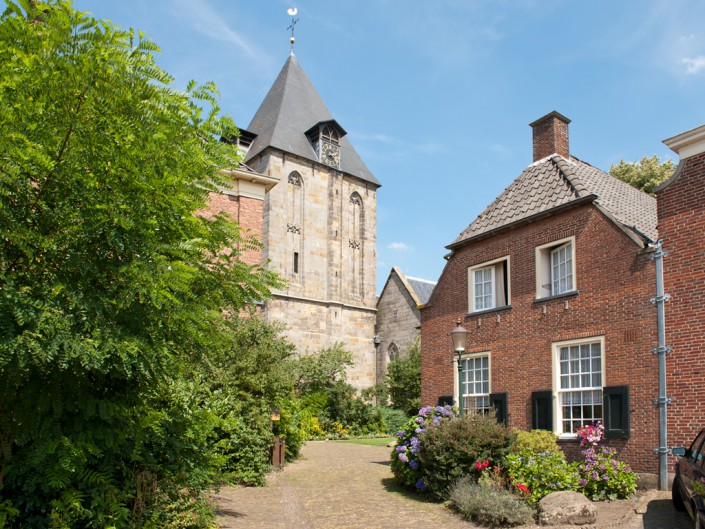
left=420, top=111, right=661, bottom=472
left=206, top=134, right=279, bottom=268
left=375, top=267, right=436, bottom=379
left=656, top=123, right=705, bottom=448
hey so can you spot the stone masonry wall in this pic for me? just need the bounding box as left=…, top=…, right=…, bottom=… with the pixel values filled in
left=251, top=150, right=378, bottom=389
left=376, top=271, right=421, bottom=380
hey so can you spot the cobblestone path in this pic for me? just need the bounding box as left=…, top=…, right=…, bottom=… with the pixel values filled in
left=214, top=441, right=477, bottom=529
left=213, top=441, right=693, bottom=529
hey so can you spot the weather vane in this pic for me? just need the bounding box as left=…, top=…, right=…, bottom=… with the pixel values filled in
left=287, top=8, right=299, bottom=54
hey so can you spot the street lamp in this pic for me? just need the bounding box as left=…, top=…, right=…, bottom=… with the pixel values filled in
left=450, top=320, right=469, bottom=416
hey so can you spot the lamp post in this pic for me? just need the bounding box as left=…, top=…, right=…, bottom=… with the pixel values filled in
left=450, top=320, right=469, bottom=416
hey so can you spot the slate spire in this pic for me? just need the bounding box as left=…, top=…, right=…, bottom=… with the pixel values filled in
left=244, top=55, right=379, bottom=185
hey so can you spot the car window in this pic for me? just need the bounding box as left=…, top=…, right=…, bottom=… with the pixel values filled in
left=688, top=431, right=705, bottom=462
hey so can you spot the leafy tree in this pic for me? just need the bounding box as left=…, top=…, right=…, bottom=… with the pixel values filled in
left=0, top=1, right=281, bottom=526
left=193, top=317, right=296, bottom=486
left=386, top=340, right=421, bottom=416
left=291, top=343, right=353, bottom=394
left=609, top=155, right=675, bottom=194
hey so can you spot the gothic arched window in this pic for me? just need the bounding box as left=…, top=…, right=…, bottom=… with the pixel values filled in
left=349, top=192, right=363, bottom=295
left=388, top=343, right=399, bottom=362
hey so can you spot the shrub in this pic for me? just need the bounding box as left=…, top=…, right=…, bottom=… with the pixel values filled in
left=505, top=448, right=580, bottom=503
left=418, top=413, right=515, bottom=498
left=276, top=398, right=309, bottom=460
left=322, top=380, right=384, bottom=436
left=450, top=475, right=535, bottom=527
left=390, top=405, right=455, bottom=491
left=576, top=446, right=637, bottom=500
left=291, top=344, right=353, bottom=394
left=512, top=429, right=561, bottom=454
left=378, top=407, right=409, bottom=436
left=574, top=421, right=638, bottom=500
left=386, top=341, right=421, bottom=415
left=361, top=383, right=390, bottom=406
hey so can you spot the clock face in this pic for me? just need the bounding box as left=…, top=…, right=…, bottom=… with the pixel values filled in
left=321, top=141, right=340, bottom=168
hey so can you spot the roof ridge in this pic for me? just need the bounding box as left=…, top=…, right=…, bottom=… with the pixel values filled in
left=405, top=275, right=437, bottom=285
left=551, top=155, right=588, bottom=197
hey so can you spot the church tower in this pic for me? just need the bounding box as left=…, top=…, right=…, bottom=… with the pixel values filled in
left=243, top=53, right=380, bottom=389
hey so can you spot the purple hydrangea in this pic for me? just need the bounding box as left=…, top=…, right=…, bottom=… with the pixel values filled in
left=396, top=445, right=406, bottom=453
left=398, top=452, right=409, bottom=463
left=415, top=478, right=427, bottom=491
left=433, top=416, right=442, bottom=425
left=579, top=479, right=587, bottom=486
left=418, top=406, right=432, bottom=417
left=415, top=428, right=426, bottom=435
left=409, top=459, right=420, bottom=470
left=395, top=430, right=405, bottom=438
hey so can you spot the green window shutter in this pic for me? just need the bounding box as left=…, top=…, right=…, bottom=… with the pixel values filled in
left=603, top=385, right=630, bottom=439
left=490, top=392, right=508, bottom=426
left=437, top=396, right=453, bottom=407
left=532, top=390, right=553, bottom=431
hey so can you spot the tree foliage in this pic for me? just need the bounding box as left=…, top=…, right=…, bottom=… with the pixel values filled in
left=0, top=1, right=283, bottom=526
left=386, top=340, right=421, bottom=415
left=291, top=343, right=353, bottom=394
left=609, top=155, right=675, bottom=194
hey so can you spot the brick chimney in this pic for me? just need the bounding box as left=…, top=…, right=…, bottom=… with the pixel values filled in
left=529, top=111, right=571, bottom=162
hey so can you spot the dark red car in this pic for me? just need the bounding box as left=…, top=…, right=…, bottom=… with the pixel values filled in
left=672, top=428, right=705, bottom=528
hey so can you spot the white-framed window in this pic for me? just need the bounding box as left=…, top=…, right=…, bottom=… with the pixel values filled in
left=536, top=237, right=576, bottom=298
left=455, top=353, right=491, bottom=415
left=468, top=257, right=510, bottom=313
left=553, top=337, right=604, bottom=436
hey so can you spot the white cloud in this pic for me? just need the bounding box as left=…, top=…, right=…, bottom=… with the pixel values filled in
left=173, top=0, right=255, bottom=57
left=349, top=130, right=443, bottom=160
left=682, top=56, right=705, bottom=74
left=388, top=242, right=412, bottom=251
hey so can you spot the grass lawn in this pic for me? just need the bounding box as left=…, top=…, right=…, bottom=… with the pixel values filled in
left=334, top=437, right=396, bottom=446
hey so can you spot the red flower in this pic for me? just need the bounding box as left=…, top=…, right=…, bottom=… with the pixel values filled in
left=474, top=460, right=490, bottom=470
left=515, top=483, right=530, bottom=495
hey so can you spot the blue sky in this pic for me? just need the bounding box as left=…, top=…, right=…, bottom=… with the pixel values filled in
left=71, top=0, right=705, bottom=293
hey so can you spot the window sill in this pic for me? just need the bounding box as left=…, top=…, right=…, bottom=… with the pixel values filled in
left=533, top=290, right=580, bottom=304
left=557, top=435, right=579, bottom=443
left=466, top=305, right=513, bottom=318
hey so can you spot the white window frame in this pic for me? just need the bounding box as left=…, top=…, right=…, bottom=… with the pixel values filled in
left=453, top=352, right=491, bottom=415
left=467, top=256, right=510, bottom=313
left=552, top=336, right=605, bottom=438
left=535, top=236, right=576, bottom=299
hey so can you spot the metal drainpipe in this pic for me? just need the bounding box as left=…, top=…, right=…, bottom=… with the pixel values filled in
left=650, top=239, right=671, bottom=491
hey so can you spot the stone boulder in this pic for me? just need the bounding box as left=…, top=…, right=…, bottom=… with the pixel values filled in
left=538, top=491, right=597, bottom=526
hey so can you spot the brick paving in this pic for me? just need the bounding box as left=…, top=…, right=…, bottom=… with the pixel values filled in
left=214, top=441, right=693, bottom=529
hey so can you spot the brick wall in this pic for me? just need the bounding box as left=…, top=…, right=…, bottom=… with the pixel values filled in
left=530, top=112, right=570, bottom=162
left=656, top=151, right=705, bottom=448
left=207, top=191, right=264, bottom=267
left=421, top=203, right=659, bottom=472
